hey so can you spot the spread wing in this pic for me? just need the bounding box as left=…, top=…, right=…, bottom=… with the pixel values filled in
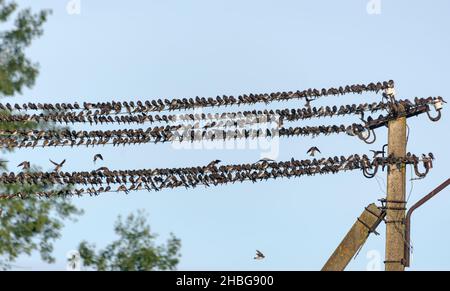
left=259, top=158, right=275, bottom=163
left=49, top=159, right=58, bottom=166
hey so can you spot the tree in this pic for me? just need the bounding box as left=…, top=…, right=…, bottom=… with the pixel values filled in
left=0, top=1, right=82, bottom=270
left=77, top=210, right=181, bottom=271
left=0, top=0, right=49, bottom=97
left=0, top=1, right=180, bottom=271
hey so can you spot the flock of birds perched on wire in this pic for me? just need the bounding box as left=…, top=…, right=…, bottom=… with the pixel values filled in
left=0, top=80, right=445, bottom=199
left=0, top=80, right=395, bottom=114
left=0, top=153, right=436, bottom=200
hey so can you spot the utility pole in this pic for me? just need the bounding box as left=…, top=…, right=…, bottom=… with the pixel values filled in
left=322, top=203, right=385, bottom=271
left=384, top=116, right=407, bottom=271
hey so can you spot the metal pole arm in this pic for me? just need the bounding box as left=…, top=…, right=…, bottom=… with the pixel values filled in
left=404, top=178, right=450, bottom=267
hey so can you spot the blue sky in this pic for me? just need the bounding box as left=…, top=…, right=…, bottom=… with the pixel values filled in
left=3, top=0, right=450, bottom=270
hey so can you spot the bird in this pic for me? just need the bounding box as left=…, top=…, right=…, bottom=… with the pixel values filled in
left=307, top=146, right=321, bottom=157
left=206, top=160, right=221, bottom=169
left=17, top=161, right=30, bottom=170
left=117, top=185, right=129, bottom=194
left=258, top=158, right=276, bottom=163
left=304, top=97, right=313, bottom=109
left=370, top=149, right=385, bottom=158
left=50, top=159, right=66, bottom=172
left=254, top=250, right=265, bottom=260
left=96, top=167, right=110, bottom=172
left=93, top=154, right=103, bottom=163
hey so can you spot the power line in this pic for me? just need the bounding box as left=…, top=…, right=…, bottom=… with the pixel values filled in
left=0, top=80, right=394, bottom=114
left=0, top=152, right=433, bottom=199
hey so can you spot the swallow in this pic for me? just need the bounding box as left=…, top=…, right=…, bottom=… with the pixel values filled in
left=305, top=97, right=313, bottom=109
left=370, top=150, right=385, bottom=158
left=206, top=160, right=221, bottom=169
left=258, top=158, right=276, bottom=163
left=117, top=185, right=129, bottom=194
left=203, top=122, right=217, bottom=130
left=254, top=250, right=265, bottom=260
left=93, top=154, right=103, bottom=163
left=17, top=161, right=31, bottom=170
left=307, top=147, right=321, bottom=157
left=49, top=159, right=66, bottom=172
left=96, top=167, right=110, bottom=172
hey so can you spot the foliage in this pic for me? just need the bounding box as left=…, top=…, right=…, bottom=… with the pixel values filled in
left=0, top=0, right=50, bottom=97
left=78, top=210, right=181, bottom=271
left=0, top=1, right=81, bottom=270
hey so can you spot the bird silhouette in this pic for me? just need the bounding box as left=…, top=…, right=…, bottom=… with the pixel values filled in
left=254, top=250, right=265, bottom=260
left=258, top=158, right=276, bottom=163
left=93, top=154, right=103, bottom=163
left=50, top=159, right=66, bottom=172
left=206, top=160, right=221, bottom=169
left=370, top=149, right=385, bottom=158
left=307, top=147, right=321, bottom=157
left=17, top=161, right=30, bottom=170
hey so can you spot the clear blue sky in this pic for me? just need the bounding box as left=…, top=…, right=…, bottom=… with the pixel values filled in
left=4, top=0, right=450, bottom=270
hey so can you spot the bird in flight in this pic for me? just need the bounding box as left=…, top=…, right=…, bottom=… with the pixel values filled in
left=258, top=157, right=276, bottom=163
left=305, top=97, right=313, bottom=109
left=370, top=149, right=385, bottom=158
left=307, top=146, right=321, bottom=157
left=49, top=159, right=66, bottom=172
left=17, top=161, right=30, bottom=170
left=254, top=250, right=265, bottom=260
left=93, top=154, right=103, bottom=163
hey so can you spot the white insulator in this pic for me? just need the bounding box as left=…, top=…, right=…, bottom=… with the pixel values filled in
left=434, top=99, right=443, bottom=111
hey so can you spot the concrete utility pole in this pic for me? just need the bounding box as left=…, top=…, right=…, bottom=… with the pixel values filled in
left=322, top=203, right=385, bottom=271
left=384, top=116, right=407, bottom=271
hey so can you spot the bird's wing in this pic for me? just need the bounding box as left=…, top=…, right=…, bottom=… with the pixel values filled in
left=49, top=159, right=58, bottom=166
left=307, top=148, right=312, bottom=153
left=60, top=159, right=66, bottom=166
left=316, top=148, right=321, bottom=153
left=17, top=162, right=24, bottom=167
left=256, top=250, right=263, bottom=256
